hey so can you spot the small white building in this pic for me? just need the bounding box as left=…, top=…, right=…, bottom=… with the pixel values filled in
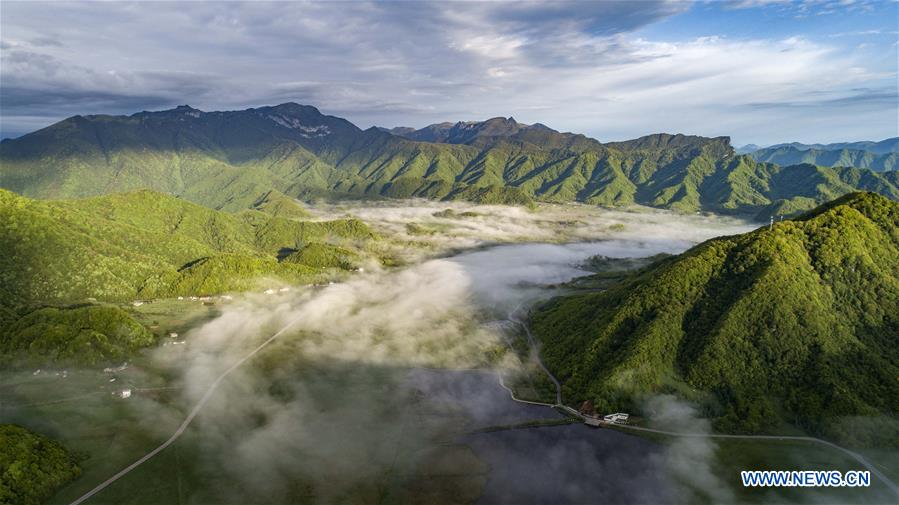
left=132, top=301, right=144, bottom=307
left=119, top=389, right=132, bottom=399
left=169, top=332, right=179, bottom=338
left=264, top=288, right=276, bottom=295
left=603, top=413, right=629, bottom=424
left=279, top=287, right=290, bottom=292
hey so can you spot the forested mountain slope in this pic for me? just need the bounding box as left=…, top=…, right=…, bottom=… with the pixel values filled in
left=531, top=192, right=899, bottom=443
left=0, top=188, right=374, bottom=306
left=2, top=103, right=898, bottom=217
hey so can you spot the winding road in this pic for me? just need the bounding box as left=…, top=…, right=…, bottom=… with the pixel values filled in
left=65, top=294, right=898, bottom=503
left=508, top=309, right=562, bottom=406
left=501, top=306, right=899, bottom=497
left=68, top=314, right=306, bottom=505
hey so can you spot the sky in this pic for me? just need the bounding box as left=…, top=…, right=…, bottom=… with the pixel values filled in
left=0, top=0, right=897, bottom=145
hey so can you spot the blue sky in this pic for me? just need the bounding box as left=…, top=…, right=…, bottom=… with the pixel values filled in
left=1, top=0, right=896, bottom=145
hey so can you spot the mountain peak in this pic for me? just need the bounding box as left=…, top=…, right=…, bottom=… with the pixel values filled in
left=437, top=117, right=527, bottom=144
left=606, top=133, right=732, bottom=156
left=161, top=105, right=203, bottom=116
left=267, top=102, right=322, bottom=115
left=479, top=116, right=520, bottom=125
left=387, top=116, right=571, bottom=146
left=131, top=104, right=204, bottom=119
left=247, top=102, right=364, bottom=138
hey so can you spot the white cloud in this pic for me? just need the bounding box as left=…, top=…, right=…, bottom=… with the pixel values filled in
left=0, top=1, right=895, bottom=144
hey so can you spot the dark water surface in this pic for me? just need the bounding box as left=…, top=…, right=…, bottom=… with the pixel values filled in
left=465, top=424, right=672, bottom=505
left=406, top=368, right=563, bottom=428
left=407, top=368, right=673, bottom=504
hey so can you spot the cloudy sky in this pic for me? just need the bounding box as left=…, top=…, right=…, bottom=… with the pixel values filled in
left=1, top=0, right=896, bottom=145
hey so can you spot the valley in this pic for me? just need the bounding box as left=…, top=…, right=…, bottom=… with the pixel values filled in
left=2, top=198, right=895, bottom=504
left=3, top=1, right=898, bottom=503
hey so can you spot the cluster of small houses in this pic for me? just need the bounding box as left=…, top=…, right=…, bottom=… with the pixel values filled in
left=133, top=294, right=235, bottom=307
left=261, top=279, right=348, bottom=294
left=583, top=412, right=630, bottom=427
left=176, top=294, right=233, bottom=304
left=578, top=400, right=629, bottom=427
left=102, top=362, right=133, bottom=398
left=132, top=278, right=357, bottom=305
left=33, top=362, right=135, bottom=398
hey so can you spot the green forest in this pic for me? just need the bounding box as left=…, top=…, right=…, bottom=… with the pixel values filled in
left=0, top=188, right=376, bottom=307
left=531, top=192, right=899, bottom=445
left=0, top=424, right=81, bottom=505
left=1, top=305, right=155, bottom=367
left=2, top=104, right=897, bottom=218
left=0, top=187, right=380, bottom=368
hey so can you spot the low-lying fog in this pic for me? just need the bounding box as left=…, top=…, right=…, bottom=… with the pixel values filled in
left=309, top=198, right=756, bottom=261
left=131, top=203, right=755, bottom=502
left=12, top=202, right=766, bottom=503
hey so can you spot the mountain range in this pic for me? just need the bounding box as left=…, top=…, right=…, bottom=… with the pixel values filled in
left=531, top=192, right=899, bottom=444
left=380, top=116, right=568, bottom=145
left=741, top=138, right=899, bottom=155
left=768, top=137, right=899, bottom=154
left=748, top=145, right=898, bottom=172
left=2, top=103, right=898, bottom=219
left=736, top=137, right=899, bottom=171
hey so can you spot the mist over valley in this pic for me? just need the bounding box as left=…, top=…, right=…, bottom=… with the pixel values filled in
left=2, top=1, right=898, bottom=503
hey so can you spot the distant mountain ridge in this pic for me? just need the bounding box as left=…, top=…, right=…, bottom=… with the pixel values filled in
left=766, top=138, right=899, bottom=155
left=738, top=138, right=898, bottom=155
left=749, top=145, right=898, bottom=172
left=2, top=103, right=898, bottom=218
left=383, top=117, right=573, bottom=146
left=735, top=144, right=763, bottom=155
left=736, top=137, right=899, bottom=171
